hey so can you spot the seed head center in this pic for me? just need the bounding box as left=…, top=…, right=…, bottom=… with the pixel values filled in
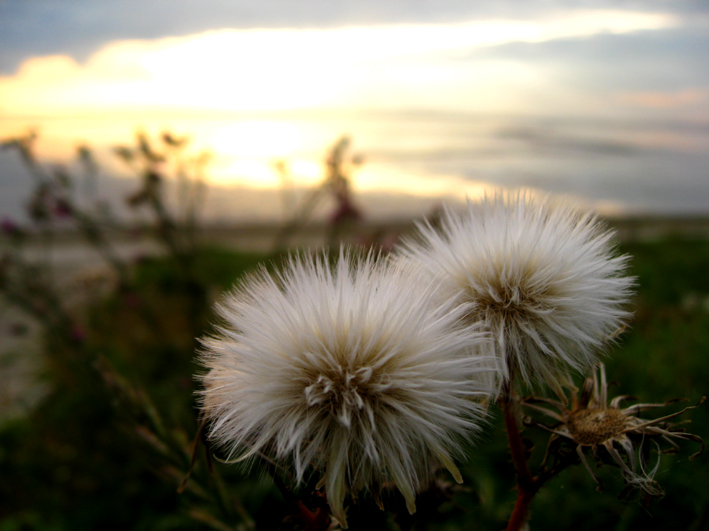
left=304, top=365, right=381, bottom=428
left=466, top=279, right=551, bottom=322
left=567, top=408, right=629, bottom=446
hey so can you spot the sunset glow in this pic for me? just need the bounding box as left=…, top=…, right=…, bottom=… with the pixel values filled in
left=0, top=10, right=677, bottom=117
left=0, top=5, right=705, bottom=218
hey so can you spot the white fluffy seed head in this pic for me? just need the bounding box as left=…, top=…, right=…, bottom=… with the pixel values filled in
left=198, top=250, right=498, bottom=527
left=398, top=190, right=634, bottom=391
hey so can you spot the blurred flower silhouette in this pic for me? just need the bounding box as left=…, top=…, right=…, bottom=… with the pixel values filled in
left=199, top=250, right=498, bottom=527
left=273, top=136, right=364, bottom=251
left=399, top=191, right=634, bottom=392
left=1, top=217, right=22, bottom=238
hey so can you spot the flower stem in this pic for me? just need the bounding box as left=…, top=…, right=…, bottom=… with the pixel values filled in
left=505, top=487, right=535, bottom=531
left=502, top=382, right=537, bottom=531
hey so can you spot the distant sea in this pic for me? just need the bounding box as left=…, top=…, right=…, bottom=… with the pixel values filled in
left=2, top=109, right=708, bottom=223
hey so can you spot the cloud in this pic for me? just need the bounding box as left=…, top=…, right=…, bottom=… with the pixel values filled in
left=614, top=89, right=708, bottom=109
left=1, top=0, right=697, bottom=73
left=0, top=9, right=682, bottom=117
left=473, top=26, right=709, bottom=94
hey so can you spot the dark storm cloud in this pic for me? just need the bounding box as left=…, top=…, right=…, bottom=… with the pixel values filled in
left=1, top=0, right=706, bottom=73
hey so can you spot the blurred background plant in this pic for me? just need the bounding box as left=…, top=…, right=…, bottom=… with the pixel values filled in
left=0, top=130, right=389, bottom=530
left=0, top=129, right=707, bottom=530
left=0, top=131, right=265, bottom=530
left=272, top=135, right=363, bottom=252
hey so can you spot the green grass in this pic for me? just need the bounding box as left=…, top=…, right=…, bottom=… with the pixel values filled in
left=1, top=239, right=708, bottom=530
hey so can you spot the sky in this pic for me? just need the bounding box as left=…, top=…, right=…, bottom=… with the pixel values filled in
left=1, top=0, right=708, bottom=221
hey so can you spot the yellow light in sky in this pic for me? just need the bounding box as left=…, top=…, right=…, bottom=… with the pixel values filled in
left=209, top=121, right=303, bottom=158
left=0, top=9, right=678, bottom=200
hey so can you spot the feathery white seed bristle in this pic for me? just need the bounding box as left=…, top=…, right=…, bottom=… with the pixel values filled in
left=398, top=190, right=634, bottom=390
left=199, top=249, right=498, bottom=527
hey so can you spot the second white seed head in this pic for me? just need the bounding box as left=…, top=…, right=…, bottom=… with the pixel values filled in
left=398, top=191, right=634, bottom=391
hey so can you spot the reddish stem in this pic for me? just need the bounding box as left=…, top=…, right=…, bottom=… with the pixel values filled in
left=502, top=388, right=534, bottom=489
left=505, top=487, right=535, bottom=531
left=502, top=384, right=538, bottom=531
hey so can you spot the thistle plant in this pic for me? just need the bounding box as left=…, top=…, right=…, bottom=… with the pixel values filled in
left=391, top=191, right=635, bottom=529
left=199, top=250, right=499, bottom=528
left=523, top=363, right=704, bottom=499
left=193, top=190, right=704, bottom=530
left=398, top=191, right=634, bottom=393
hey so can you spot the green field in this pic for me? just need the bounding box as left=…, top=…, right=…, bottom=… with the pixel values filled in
left=1, top=237, right=707, bottom=531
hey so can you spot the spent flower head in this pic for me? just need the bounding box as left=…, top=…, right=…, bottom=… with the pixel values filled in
left=398, top=190, right=634, bottom=391
left=199, top=250, right=498, bottom=527
left=524, top=364, right=704, bottom=498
